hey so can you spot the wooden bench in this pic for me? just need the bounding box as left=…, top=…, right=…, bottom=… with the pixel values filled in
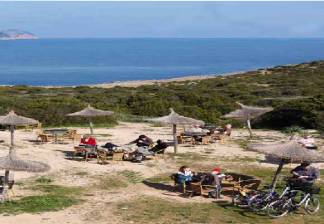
left=188, top=173, right=261, bottom=198
left=112, top=152, right=124, bottom=162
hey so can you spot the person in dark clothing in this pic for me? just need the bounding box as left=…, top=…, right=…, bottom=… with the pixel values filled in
left=289, top=161, right=320, bottom=188
left=149, top=140, right=169, bottom=154
left=129, top=135, right=153, bottom=147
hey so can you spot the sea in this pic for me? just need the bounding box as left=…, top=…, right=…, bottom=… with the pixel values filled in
left=0, top=38, right=324, bottom=86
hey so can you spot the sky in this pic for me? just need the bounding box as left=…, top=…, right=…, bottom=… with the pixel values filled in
left=0, top=1, right=324, bottom=38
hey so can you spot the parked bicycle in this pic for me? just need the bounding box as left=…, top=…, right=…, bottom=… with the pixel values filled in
left=267, top=184, right=320, bottom=218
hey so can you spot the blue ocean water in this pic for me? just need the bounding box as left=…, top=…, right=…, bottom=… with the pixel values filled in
left=0, top=38, right=324, bottom=86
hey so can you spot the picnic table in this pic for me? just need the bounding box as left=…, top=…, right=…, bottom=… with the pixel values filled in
left=43, top=128, right=68, bottom=143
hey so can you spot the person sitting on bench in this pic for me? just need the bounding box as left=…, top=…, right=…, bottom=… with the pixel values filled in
left=128, top=135, right=153, bottom=147
left=80, top=134, right=97, bottom=147
left=177, top=166, right=193, bottom=185
left=149, top=139, right=169, bottom=154
left=298, top=132, right=317, bottom=150
left=289, top=161, right=319, bottom=188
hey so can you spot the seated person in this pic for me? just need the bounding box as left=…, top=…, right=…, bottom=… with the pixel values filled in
left=289, top=161, right=320, bottom=188
left=80, top=135, right=97, bottom=147
left=128, top=135, right=153, bottom=147
left=102, top=142, right=119, bottom=152
left=149, top=140, right=169, bottom=154
left=186, top=125, right=209, bottom=135
left=298, top=133, right=317, bottom=150
left=177, top=166, right=193, bottom=185
left=223, top=124, right=232, bottom=136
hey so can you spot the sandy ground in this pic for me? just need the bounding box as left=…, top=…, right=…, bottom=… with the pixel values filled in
left=0, top=122, right=323, bottom=224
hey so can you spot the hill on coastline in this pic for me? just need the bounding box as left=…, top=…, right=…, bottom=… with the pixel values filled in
left=0, top=60, right=323, bottom=131
left=0, top=29, right=37, bottom=40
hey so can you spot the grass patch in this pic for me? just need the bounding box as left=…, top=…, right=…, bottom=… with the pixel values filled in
left=74, top=171, right=89, bottom=176
left=168, top=152, right=210, bottom=164
left=232, top=138, right=250, bottom=149
left=118, top=170, right=144, bottom=184
left=116, top=195, right=324, bottom=224
left=95, top=176, right=128, bottom=191
left=145, top=173, right=173, bottom=184
left=0, top=183, right=83, bottom=215
left=35, top=176, right=53, bottom=184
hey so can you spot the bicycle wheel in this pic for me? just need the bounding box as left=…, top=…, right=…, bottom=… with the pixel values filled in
left=305, top=196, right=320, bottom=214
left=267, top=199, right=290, bottom=218
left=249, top=193, right=268, bottom=212
left=233, top=194, right=249, bottom=208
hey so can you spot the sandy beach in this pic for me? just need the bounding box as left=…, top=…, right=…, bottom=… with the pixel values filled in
left=90, top=71, right=245, bottom=89
left=0, top=122, right=323, bottom=224
left=23, top=71, right=246, bottom=89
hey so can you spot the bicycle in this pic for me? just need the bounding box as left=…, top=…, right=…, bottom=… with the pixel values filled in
left=248, top=184, right=292, bottom=213
left=267, top=185, right=320, bottom=218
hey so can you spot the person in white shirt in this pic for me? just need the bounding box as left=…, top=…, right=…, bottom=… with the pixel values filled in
left=298, top=133, right=317, bottom=150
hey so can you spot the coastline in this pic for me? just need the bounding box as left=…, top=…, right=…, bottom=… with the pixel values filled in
left=34, top=70, right=246, bottom=89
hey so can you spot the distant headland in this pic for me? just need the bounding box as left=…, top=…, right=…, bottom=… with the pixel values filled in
left=0, top=29, right=38, bottom=40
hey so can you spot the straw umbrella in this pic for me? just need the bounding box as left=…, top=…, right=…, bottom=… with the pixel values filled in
left=149, top=108, right=205, bottom=154
left=223, top=102, right=273, bottom=138
left=0, top=111, right=39, bottom=147
left=67, top=104, right=114, bottom=135
left=0, top=150, right=50, bottom=200
left=0, top=111, right=50, bottom=200
left=249, top=140, right=324, bottom=191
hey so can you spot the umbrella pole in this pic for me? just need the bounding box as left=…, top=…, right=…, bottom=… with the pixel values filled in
left=89, top=120, right=94, bottom=135
left=271, top=159, right=285, bottom=191
left=173, top=124, right=177, bottom=154
left=10, top=125, right=14, bottom=147
left=3, top=170, right=9, bottom=201
left=246, top=119, right=253, bottom=139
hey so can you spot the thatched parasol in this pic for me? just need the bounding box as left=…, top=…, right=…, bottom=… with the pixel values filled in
left=0, top=111, right=39, bottom=147
left=0, top=111, right=49, bottom=200
left=223, top=102, right=273, bottom=138
left=0, top=150, right=50, bottom=172
left=148, top=108, right=204, bottom=153
left=67, top=104, right=114, bottom=134
left=249, top=140, right=324, bottom=191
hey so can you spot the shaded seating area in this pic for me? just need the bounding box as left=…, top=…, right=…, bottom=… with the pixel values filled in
left=71, top=138, right=169, bottom=164
left=170, top=171, right=261, bottom=200
left=37, top=128, right=80, bottom=143
left=176, top=124, right=232, bottom=146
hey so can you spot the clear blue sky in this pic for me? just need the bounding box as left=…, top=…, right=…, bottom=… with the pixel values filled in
left=1, top=1, right=324, bottom=38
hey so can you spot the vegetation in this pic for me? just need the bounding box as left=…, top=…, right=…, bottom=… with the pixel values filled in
left=117, top=164, right=324, bottom=224
left=0, top=60, right=323, bottom=131
left=94, top=176, right=129, bottom=191
left=116, top=192, right=324, bottom=224
left=118, top=170, right=144, bottom=184
left=0, top=181, right=83, bottom=215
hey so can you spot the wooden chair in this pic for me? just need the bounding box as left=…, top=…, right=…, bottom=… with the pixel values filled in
left=74, top=146, right=91, bottom=161
left=189, top=181, right=217, bottom=197
left=63, top=129, right=77, bottom=140
left=201, top=136, right=211, bottom=145
left=38, top=134, right=50, bottom=143
left=177, top=135, right=195, bottom=145
left=97, top=148, right=109, bottom=165
left=72, top=134, right=81, bottom=144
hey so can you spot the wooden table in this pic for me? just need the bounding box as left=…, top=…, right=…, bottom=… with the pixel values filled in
left=44, top=128, right=68, bottom=143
